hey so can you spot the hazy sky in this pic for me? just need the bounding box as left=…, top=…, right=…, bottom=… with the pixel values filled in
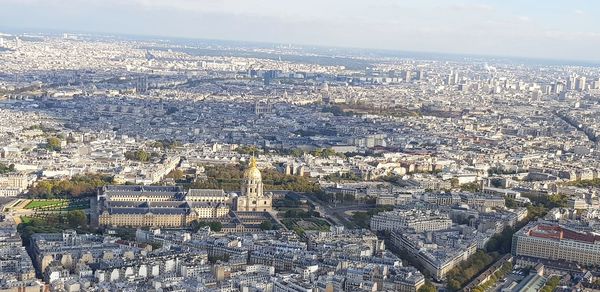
left=1, top=0, right=599, bottom=61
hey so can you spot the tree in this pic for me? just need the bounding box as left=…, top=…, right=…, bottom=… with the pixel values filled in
left=447, top=280, right=462, bottom=291
left=565, top=178, right=600, bottom=188
left=460, top=182, right=481, bottom=192
left=418, top=281, right=437, bottom=292
left=208, top=221, right=222, bottom=232
left=445, top=250, right=495, bottom=291
left=260, top=220, right=273, bottom=230
left=450, top=178, right=459, bottom=188
left=310, top=148, right=337, bottom=158
left=66, top=210, right=87, bottom=228
left=27, top=174, right=113, bottom=199
left=236, top=145, right=260, bottom=155
left=351, top=212, right=371, bottom=228
left=0, top=163, right=15, bottom=174
left=137, top=150, right=150, bottom=161
left=190, top=220, right=202, bottom=232
left=505, top=197, right=516, bottom=208
left=124, top=150, right=151, bottom=162
left=290, top=149, right=304, bottom=157
left=166, top=169, right=185, bottom=181
left=540, top=276, right=560, bottom=292
left=46, top=137, right=62, bottom=151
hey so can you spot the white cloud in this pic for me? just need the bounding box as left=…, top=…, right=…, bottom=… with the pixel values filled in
left=545, top=30, right=600, bottom=40
left=517, top=16, right=531, bottom=22
left=448, top=3, right=495, bottom=12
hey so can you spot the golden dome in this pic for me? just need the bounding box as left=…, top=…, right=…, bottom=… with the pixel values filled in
left=244, top=157, right=262, bottom=180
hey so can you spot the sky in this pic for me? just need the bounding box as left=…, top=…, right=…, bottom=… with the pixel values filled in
left=1, top=0, right=599, bottom=61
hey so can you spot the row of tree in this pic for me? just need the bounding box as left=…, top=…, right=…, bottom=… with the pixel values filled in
left=283, top=209, right=320, bottom=219
left=235, top=145, right=261, bottom=155
left=260, top=220, right=276, bottom=230
left=148, top=139, right=182, bottom=150
left=540, top=276, right=560, bottom=292
left=565, top=178, right=600, bottom=188
left=17, top=210, right=89, bottom=245
left=446, top=250, right=497, bottom=291
left=470, top=261, right=513, bottom=292
left=190, top=164, right=321, bottom=193
left=324, top=172, right=362, bottom=182
left=27, top=124, right=57, bottom=133
left=165, top=169, right=186, bottom=181
left=27, top=174, right=113, bottom=198
left=124, top=149, right=157, bottom=162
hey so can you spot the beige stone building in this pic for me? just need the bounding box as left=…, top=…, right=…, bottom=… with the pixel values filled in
left=0, top=173, right=30, bottom=196
left=98, top=158, right=273, bottom=228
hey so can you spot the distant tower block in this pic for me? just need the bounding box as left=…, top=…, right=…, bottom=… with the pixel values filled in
left=416, top=70, right=425, bottom=80
left=136, top=76, right=149, bottom=93
left=254, top=100, right=273, bottom=115
left=404, top=70, right=412, bottom=82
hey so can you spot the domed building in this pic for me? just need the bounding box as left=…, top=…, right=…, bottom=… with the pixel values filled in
left=234, top=157, right=273, bottom=212
left=97, top=157, right=275, bottom=229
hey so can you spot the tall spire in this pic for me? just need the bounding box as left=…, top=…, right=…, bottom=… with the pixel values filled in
left=249, top=156, right=257, bottom=169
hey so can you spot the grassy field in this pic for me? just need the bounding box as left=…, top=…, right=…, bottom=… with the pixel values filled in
left=24, top=199, right=68, bottom=209
left=20, top=216, right=33, bottom=224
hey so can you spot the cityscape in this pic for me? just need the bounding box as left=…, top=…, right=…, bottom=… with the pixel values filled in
left=1, top=1, right=600, bottom=292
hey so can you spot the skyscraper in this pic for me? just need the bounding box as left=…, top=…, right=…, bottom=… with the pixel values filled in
left=566, top=75, right=576, bottom=90
left=554, top=81, right=565, bottom=94
left=416, top=70, right=425, bottom=81
left=404, top=70, right=412, bottom=82
left=446, top=71, right=458, bottom=85
left=593, top=78, right=600, bottom=90
left=135, top=76, right=148, bottom=93
left=575, top=76, right=586, bottom=91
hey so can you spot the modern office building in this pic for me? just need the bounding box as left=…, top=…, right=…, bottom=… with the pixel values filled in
left=512, top=222, right=600, bottom=266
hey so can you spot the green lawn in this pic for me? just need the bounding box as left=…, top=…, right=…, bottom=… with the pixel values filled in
left=20, top=216, right=33, bottom=224
left=24, top=199, right=68, bottom=209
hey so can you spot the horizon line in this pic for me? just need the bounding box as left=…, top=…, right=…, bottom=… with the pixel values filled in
left=2, top=26, right=600, bottom=67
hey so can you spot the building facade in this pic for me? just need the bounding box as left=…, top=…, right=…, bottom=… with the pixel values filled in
left=370, top=209, right=452, bottom=233
left=235, top=157, right=273, bottom=212
left=98, top=158, right=272, bottom=228
left=512, top=222, right=600, bottom=266
left=0, top=173, right=30, bottom=196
